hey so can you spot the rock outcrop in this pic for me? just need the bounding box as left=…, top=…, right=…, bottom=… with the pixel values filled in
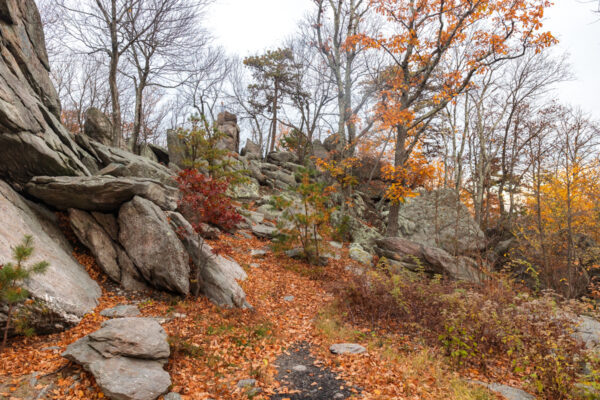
left=216, top=111, right=240, bottom=153
left=26, top=176, right=179, bottom=212
left=63, top=318, right=171, bottom=400
left=84, top=107, right=113, bottom=146
left=397, top=189, right=485, bottom=255
left=0, top=180, right=101, bottom=334
left=0, top=0, right=97, bottom=186
left=375, top=237, right=486, bottom=283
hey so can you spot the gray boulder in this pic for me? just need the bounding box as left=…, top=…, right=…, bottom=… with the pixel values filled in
left=329, top=343, right=367, bottom=355
left=100, top=305, right=141, bottom=318
left=0, top=181, right=101, bottom=334
left=167, top=212, right=250, bottom=308
left=571, top=315, right=600, bottom=349
left=88, top=318, right=170, bottom=360
left=375, top=237, right=485, bottom=283
left=119, top=197, right=190, bottom=295
left=91, top=142, right=176, bottom=187
left=69, top=209, right=121, bottom=282
left=84, top=108, right=113, bottom=146
left=0, top=0, right=97, bottom=185
left=266, top=151, right=299, bottom=165
left=166, top=129, right=187, bottom=169
left=26, top=176, right=179, bottom=212
left=63, top=318, right=171, bottom=400
left=241, top=140, right=262, bottom=160
left=397, top=189, right=485, bottom=255
left=216, top=111, right=240, bottom=153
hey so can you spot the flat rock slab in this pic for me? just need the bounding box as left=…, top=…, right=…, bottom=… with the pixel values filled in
left=63, top=318, right=171, bottom=400
left=329, top=343, right=367, bottom=355
left=100, top=305, right=141, bottom=318
left=468, top=380, right=535, bottom=400
left=26, top=176, right=179, bottom=212
left=271, top=342, right=357, bottom=400
left=252, top=224, right=277, bottom=238
left=89, top=318, right=170, bottom=360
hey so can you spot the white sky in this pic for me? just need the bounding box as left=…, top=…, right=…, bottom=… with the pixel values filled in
left=206, top=0, right=600, bottom=120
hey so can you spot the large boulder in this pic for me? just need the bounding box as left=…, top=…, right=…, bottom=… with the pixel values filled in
left=397, top=189, right=485, bottom=255
left=375, top=237, right=486, bottom=283
left=241, top=140, right=262, bottom=160
left=119, top=197, right=190, bottom=295
left=63, top=318, right=171, bottom=400
left=84, top=108, right=113, bottom=146
left=0, top=0, right=97, bottom=186
left=167, top=212, right=250, bottom=308
left=0, top=180, right=101, bottom=334
left=68, top=209, right=149, bottom=291
left=26, top=176, right=179, bottom=212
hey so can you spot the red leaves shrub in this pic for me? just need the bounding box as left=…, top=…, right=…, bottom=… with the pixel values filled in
left=176, top=169, right=242, bottom=234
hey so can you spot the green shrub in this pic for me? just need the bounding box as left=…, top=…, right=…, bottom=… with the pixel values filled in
left=1, top=235, right=49, bottom=351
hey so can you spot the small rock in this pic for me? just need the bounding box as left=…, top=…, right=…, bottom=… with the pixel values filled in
left=172, top=313, right=187, bottom=319
left=292, top=365, right=308, bottom=372
left=251, top=224, right=277, bottom=238
left=237, top=379, right=257, bottom=388
left=285, top=248, right=304, bottom=258
left=164, top=393, right=183, bottom=400
left=284, top=296, right=295, bottom=302
left=251, top=249, right=268, bottom=257
left=468, top=380, right=535, bottom=400
left=100, top=305, right=141, bottom=318
left=250, top=263, right=261, bottom=269
left=329, top=241, right=343, bottom=249
left=247, top=387, right=262, bottom=396
left=349, top=243, right=373, bottom=265
left=333, top=394, right=345, bottom=400
left=329, top=343, right=367, bottom=355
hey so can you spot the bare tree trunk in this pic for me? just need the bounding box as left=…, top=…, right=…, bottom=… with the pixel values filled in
left=386, top=124, right=408, bottom=236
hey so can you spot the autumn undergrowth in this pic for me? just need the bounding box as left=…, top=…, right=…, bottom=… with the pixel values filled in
left=336, top=260, right=594, bottom=399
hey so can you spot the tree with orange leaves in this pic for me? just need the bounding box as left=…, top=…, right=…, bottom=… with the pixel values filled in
left=356, top=0, right=557, bottom=236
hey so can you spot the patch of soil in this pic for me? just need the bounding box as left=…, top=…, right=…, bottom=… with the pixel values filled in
left=271, top=342, right=358, bottom=400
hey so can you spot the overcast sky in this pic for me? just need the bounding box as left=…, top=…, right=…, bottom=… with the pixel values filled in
left=206, top=0, right=600, bottom=120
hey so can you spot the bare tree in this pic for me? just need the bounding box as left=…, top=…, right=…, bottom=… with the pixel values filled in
left=56, top=0, right=169, bottom=147
left=310, top=0, right=381, bottom=154
left=122, top=0, right=208, bottom=154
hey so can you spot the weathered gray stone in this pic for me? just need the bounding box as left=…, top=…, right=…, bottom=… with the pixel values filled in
left=0, top=0, right=97, bottom=185
left=397, top=189, right=485, bottom=255
left=63, top=318, right=171, bottom=400
left=251, top=224, right=278, bottom=238
left=236, top=379, right=257, bottom=388
left=84, top=108, right=113, bottom=146
left=349, top=243, right=372, bottom=265
left=89, top=318, right=170, bottom=360
left=375, top=237, right=485, bottom=283
left=469, top=381, right=535, bottom=400
left=91, top=142, right=176, bottom=187
left=0, top=181, right=101, bottom=334
left=100, top=305, right=141, bottom=318
left=163, top=393, right=182, bottom=400
left=266, top=151, right=299, bottom=165
left=26, top=176, right=179, bottom=212
left=329, top=343, right=367, bottom=355
left=167, top=212, right=250, bottom=308
left=216, top=112, right=240, bottom=153
left=69, top=209, right=121, bottom=282
left=119, top=197, right=190, bottom=295
left=241, top=140, right=262, bottom=160
left=571, top=315, right=600, bottom=349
